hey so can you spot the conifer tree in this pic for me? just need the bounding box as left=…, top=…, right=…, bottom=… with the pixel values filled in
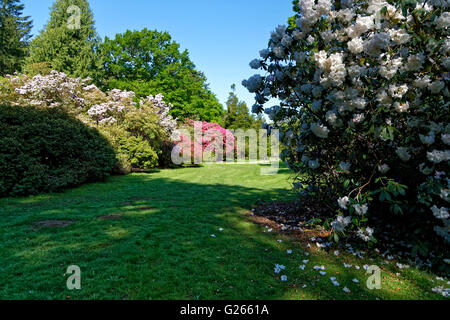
left=0, top=0, right=32, bottom=75
left=224, top=84, right=263, bottom=130
left=27, top=0, right=102, bottom=79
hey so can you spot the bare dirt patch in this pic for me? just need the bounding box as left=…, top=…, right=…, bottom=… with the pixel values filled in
left=129, top=197, right=155, bottom=202
left=33, top=220, right=76, bottom=230
left=137, top=206, right=156, bottom=211
left=98, top=213, right=124, bottom=221
left=246, top=201, right=331, bottom=247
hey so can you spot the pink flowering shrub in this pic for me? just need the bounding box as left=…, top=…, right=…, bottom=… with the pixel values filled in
left=244, top=0, right=449, bottom=262
left=175, top=119, right=236, bottom=162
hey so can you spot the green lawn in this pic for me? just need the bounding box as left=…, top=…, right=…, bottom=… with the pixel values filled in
left=0, top=164, right=445, bottom=300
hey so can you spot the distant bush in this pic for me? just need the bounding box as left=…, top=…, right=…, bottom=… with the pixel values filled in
left=23, top=62, right=52, bottom=76
left=118, top=136, right=159, bottom=170
left=176, top=119, right=236, bottom=163
left=0, top=105, right=116, bottom=197
left=98, top=125, right=159, bottom=171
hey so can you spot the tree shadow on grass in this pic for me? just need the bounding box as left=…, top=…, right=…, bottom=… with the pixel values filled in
left=0, top=174, right=441, bottom=300
left=258, top=162, right=293, bottom=175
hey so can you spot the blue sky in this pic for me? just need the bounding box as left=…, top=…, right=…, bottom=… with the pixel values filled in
left=22, top=0, right=293, bottom=111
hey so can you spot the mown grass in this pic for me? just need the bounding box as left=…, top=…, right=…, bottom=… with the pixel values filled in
left=0, top=164, right=446, bottom=300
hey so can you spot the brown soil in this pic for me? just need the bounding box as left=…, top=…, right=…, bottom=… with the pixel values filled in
left=246, top=200, right=331, bottom=248
left=137, top=206, right=156, bottom=211
left=98, top=214, right=124, bottom=221
left=33, top=220, right=76, bottom=230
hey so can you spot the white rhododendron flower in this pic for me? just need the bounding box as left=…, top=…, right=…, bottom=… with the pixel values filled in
left=442, top=134, right=450, bottom=146
left=396, top=147, right=412, bottom=162
left=429, top=81, right=445, bottom=94
left=259, top=49, right=270, bottom=59
left=435, top=12, right=450, bottom=29
left=388, top=29, right=410, bottom=44
left=347, top=37, right=364, bottom=54
left=420, top=132, right=436, bottom=145
left=242, top=75, right=263, bottom=93
left=308, top=159, right=320, bottom=169
left=353, top=204, right=369, bottom=216
left=352, top=113, right=365, bottom=124
left=346, top=15, right=374, bottom=38
left=338, top=197, right=350, bottom=210
left=379, top=57, right=402, bottom=79
left=427, top=150, right=450, bottom=164
left=339, top=162, right=351, bottom=172
left=413, top=75, right=432, bottom=89
left=249, top=59, right=262, bottom=69
left=310, top=123, right=329, bottom=138
left=441, top=189, right=450, bottom=202
left=332, top=216, right=352, bottom=233
left=273, top=46, right=285, bottom=58
left=431, top=206, right=449, bottom=220
left=394, top=102, right=409, bottom=113
left=406, top=53, right=425, bottom=71
left=321, top=30, right=335, bottom=43
left=388, top=84, right=409, bottom=99
left=326, top=110, right=338, bottom=126
left=419, top=163, right=434, bottom=176
left=357, top=227, right=374, bottom=242
left=378, top=164, right=390, bottom=174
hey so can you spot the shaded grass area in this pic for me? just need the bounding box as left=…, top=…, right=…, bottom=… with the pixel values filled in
left=0, top=164, right=445, bottom=300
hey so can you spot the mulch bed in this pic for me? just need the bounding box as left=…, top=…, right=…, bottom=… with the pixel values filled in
left=248, top=200, right=332, bottom=246
left=249, top=200, right=449, bottom=274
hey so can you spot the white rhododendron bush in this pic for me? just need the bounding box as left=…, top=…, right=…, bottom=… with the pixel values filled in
left=244, top=0, right=449, bottom=256
left=0, top=71, right=178, bottom=169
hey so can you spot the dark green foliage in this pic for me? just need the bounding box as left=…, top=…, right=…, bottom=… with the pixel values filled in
left=0, top=0, right=32, bottom=75
left=101, top=28, right=224, bottom=123
left=223, top=84, right=264, bottom=130
left=0, top=105, right=116, bottom=197
left=117, top=135, right=159, bottom=170
left=223, top=84, right=267, bottom=159
left=26, top=0, right=102, bottom=80
left=23, top=61, right=52, bottom=76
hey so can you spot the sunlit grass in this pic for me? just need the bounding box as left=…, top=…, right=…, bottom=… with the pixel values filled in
left=0, top=164, right=445, bottom=300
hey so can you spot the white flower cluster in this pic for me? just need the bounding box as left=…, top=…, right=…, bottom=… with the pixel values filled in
left=0, top=71, right=178, bottom=138
left=87, top=88, right=135, bottom=123
left=140, top=94, right=178, bottom=134
left=244, top=0, right=450, bottom=243
left=331, top=215, right=352, bottom=233
left=357, top=227, right=374, bottom=242
left=4, top=71, right=88, bottom=109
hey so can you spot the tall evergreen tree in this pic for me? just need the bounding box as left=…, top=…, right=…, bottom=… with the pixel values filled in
left=0, top=0, right=32, bottom=75
left=27, top=0, right=102, bottom=79
left=224, top=84, right=264, bottom=130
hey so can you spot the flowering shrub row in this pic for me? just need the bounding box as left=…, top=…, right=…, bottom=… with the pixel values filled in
left=244, top=0, right=449, bottom=258
left=0, top=71, right=178, bottom=170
